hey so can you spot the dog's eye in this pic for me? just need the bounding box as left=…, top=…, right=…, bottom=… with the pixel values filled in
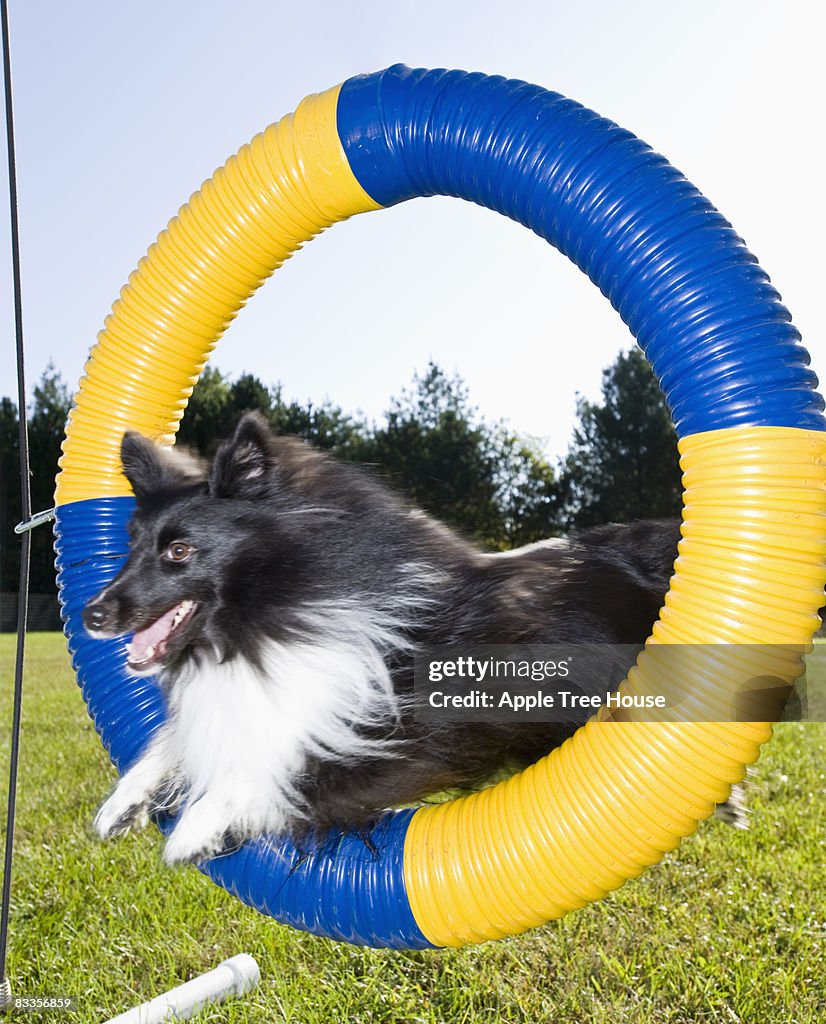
left=162, top=541, right=196, bottom=563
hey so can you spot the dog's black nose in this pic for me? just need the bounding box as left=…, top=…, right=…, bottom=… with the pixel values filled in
left=84, top=602, right=112, bottom=633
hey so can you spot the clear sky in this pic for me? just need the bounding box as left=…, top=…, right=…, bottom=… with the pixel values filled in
left=0, top=0, right=822, bottom=459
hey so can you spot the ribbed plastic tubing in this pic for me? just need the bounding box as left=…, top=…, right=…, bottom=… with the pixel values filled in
left=53, top=66, right=826, bottom=949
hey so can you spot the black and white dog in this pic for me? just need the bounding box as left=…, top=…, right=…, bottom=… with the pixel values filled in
left=84, top=412, right=695, bottom=864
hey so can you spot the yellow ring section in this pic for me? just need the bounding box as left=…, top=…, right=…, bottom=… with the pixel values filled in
left=403, top=425, right=826, bottom=947
left=55, top=84, right=380, bottom=505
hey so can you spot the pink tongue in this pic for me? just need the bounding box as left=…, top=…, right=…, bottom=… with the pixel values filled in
left=128, top=606, right=180, bottom=661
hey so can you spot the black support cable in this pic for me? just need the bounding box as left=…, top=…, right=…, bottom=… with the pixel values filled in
left=0, top=0, right=31, bottom=1002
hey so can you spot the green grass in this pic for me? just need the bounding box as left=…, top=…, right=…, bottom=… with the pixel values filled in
left=1, top=633, right=824, bottom=1023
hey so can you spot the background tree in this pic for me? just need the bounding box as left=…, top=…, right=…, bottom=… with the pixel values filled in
left=27, top=367, right=72, bottom=594
left=176, top=367, right=278, bottom=453
left=0, top=396, right=21, bottom=593
left=177, top=367, right=365, bottom=456
left=1, top=366, right=72, bottom=625
left=175, top=366, right=236, bottom=454
left=363, top=363, right=504, bottom=547
left=493, top=432, right=560, bottom=549
left=268, top=388, right=367, bottom=456
left=179, top=360, right=559, bottom=550
left=557, top=347, right=681, bottom=528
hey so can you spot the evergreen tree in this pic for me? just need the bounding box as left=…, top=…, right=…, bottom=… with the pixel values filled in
left=177, top=367, right=366, bottom=456
left=0, top=366, right=72, bottom=614
left=493, top=432, right=560, bottom=548
left=229, top=373, right=273, bottom=422
left=365, top=363, right=503, bottom=547
left=558, top=347, right=681, bottom=528
left=27, top=366, right=72, bottom=594
left=269, top=387, right=367, bottom=455
left=0, top=397, right=21, bottom=592
left=365, top=362, right=560, bottom=549
left=176, top=365, right=235, bottom=454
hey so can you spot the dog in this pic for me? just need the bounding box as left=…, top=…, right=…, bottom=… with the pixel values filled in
left=83, top=412, right=741, bottom=865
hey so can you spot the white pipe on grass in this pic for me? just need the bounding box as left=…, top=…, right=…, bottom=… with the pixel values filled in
left=104, top=953, right=260, bottom=1023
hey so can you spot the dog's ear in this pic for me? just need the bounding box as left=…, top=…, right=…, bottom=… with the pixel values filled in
left=121, top=432, right=204, bottom=505
left=209, top=412, right=273, bottom=498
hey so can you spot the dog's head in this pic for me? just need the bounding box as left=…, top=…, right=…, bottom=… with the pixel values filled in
left=82, top=412, right=311, bottom=674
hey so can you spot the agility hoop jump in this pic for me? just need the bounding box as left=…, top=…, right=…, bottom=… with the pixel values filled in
left=53, top=66, right=826, bottom=949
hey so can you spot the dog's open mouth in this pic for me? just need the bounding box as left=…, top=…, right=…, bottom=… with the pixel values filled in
left=127, top=600, right=197, bottom=671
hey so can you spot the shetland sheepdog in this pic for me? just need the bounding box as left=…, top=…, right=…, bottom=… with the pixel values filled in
left=84, top=412, right=736, bottom=865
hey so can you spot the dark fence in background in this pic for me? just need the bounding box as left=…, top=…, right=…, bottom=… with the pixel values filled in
left=1, top=591, right=62, bottom=631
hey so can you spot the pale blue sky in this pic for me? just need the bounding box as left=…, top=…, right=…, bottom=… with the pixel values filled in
left=0, top=0, right=822, bottom=458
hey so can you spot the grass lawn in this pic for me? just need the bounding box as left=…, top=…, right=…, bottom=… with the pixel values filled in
left=0, top=633, right=824, bottom=1023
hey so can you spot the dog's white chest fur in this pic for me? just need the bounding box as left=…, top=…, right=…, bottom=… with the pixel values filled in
left=96, top=617, right=406, bottom=864
left=170, top=652, right=306, bottom=821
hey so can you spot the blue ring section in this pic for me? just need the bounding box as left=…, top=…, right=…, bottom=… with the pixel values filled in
left=54, top=497, right=434, bottom=949
left=337, top=65, right=823, bottom=438
left=55, top=497, right=165, bottom=773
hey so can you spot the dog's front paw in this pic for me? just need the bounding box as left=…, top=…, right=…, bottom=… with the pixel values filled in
left=162, top=802, right=233, bottom=866
left=715, top=782, right=750, bottom=830
left=94, top=790, right=151, bottom=839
